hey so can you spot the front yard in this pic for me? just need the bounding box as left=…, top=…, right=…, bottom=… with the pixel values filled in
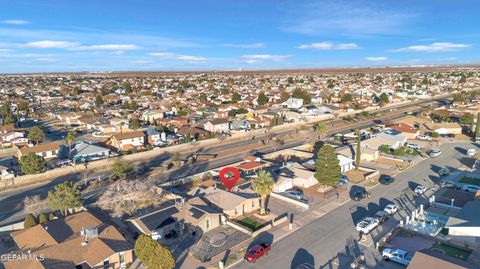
left=236, top=216, right=264, bottom=231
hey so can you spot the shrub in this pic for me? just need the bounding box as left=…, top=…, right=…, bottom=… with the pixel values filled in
left=24, top=214, right=37, bottom=228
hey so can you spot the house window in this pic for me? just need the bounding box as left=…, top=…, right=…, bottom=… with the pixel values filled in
left=234, top=208, right=238, bottom=216
left=119, top=251, right=125, bottom=265
left=42, top=152, right=47, bottom=157
left=103, top=259, right=109, bottom=269
left=206, top=219, right=210, bottom=229
left=252, top=201, right=255, bottom=208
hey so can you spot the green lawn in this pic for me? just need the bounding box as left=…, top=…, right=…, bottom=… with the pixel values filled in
left=459, top=177, right=480, bottom=186
left=431, top=243, right=472, bottom=261
left=237, top=217, right=264, bottom=231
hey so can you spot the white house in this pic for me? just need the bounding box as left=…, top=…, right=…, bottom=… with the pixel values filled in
left=282, top=98, right=304, bottom=109
left=337, top=154, right=354, bottom=173
left=445, top=200, right=480, bottom=247
left=204, top=118, right=230, bottom=133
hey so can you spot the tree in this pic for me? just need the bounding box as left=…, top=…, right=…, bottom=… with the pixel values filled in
left=38, top=212, right=48, bottom=224
left=129, top=100, right=138, bottom=110
left=23, top=195, right=48, bottom=216
left=379, top=92, right=389, bottom=106
left=110, top=159, right=133, bottom=180
left=130, top=118, right=142, bottom=130
left=475, top=112, right=480, bottom=138
left=27, top=126, right=45, bottom=144
left=314, top=145, right=341, bottom=186
left=47, top=181, right=82, bottom=216
left=172, top=152, right=182, bottom=166
left=231, top=92, right=241, bottom=102
left=355, top=131, right=361, bottom=170
left=24, top=214, right=37, bottom=228
left=280, top=91, right=290, bottom=101
left=459, top=114, right=474, bottom=126
left=228, top=109, right=237, bottom=118
left=291, top=88, right=311, bottom=105
left=20, top=153, right=46, bottom=174
left=65, top=131, right=75, bottom=158
left=256, top=92, right=269, bottom=105
left=341, top=93, right=353, bottom=102
left=0, top=101, right=11, bottom=118
left=97, top=181, right=165, bottom=217
left=313, top=123, right=327, bottom=141
left=252, top=170, right=274, bottom=215
left=48, top=212, right=56, bottom=221
left=18, top=102, right=29, bottom=117
left=134, top=234, right=175, bottom=269
left=95, top=95, right=104, bottom=106
left=453, top=93, right=466, bottom=103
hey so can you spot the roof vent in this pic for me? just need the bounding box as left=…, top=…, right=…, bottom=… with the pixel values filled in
left=81, top=240, right=88, bottom=246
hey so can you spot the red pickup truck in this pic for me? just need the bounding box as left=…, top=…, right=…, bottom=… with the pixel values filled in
left=244, top=243, right=271, bottom=263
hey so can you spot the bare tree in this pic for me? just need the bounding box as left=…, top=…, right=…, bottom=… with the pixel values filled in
left=97, top=180, right=165, bottom=218
left=23, top=195, right=48, bottom=216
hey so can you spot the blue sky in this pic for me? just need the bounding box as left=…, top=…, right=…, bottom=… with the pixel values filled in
left=0, top=0, right=479, bottom=73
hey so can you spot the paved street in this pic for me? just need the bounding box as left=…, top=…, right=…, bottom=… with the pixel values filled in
left=232, top=141, right=477, bottom=269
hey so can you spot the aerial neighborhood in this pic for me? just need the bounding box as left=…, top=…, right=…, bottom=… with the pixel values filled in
left=0, top=68, right=480, bottom=269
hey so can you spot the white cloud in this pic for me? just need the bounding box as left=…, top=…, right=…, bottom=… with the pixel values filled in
left=24, top=40, right=80, bottom=49
left=149, top=52, right=206, bottom=62
left=392, top=42, right=471, bottom=52
left=72, top=44, right=141, bottom=51
left=221, top=43, right=265, bottom=49
left=365, top=56, right=388, bottom=61
left=297, top=42, right=359, bottom=50
left=241, top=54, right=290, bottom=61
left=0, top=20, right=29, bottom=25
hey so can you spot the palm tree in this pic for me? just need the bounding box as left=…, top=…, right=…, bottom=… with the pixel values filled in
left=252, top=170, right=274, bottom=215
left=313, top=122, right=327, bottom=140
left=65, top=131, right=75, bottom=159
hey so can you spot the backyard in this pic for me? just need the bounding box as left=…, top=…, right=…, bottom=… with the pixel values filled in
left=458, top=176, right=480, bottom=186
left=430, top=243, right=472, bottom=261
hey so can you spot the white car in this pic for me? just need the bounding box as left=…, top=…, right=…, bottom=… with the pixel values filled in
left=414, top=185, right=427, bottom=195
left=384, top=204, right=399, bottom=215
left=429, top=149, right=442, bottom=158
left=382, top=248, right=413, bottom=266
left=417, top=134, right=432, bottom=141
left=406, top=142, right=420, bottom=150
left=462, top=185, right=480, bottom=193
left=467, top=148, right=476, bottom=157
left=355, top=217, right=380, bottom=234
left=286, top=190, right=303, bottom=200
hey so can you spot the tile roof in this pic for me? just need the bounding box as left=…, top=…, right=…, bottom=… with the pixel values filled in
left=111, top=130, right=145, bottom=140
left=19, top=141, right=63, bottom=155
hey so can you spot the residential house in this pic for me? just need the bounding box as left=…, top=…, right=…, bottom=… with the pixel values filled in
left=337, top=154, right=355, bottom=173
left=0, top=131, right=26, bottom=148
left=288, top=162, right=318, bottom=188
left=424, top=122, right=463, bottom=135
left=18, top=141, right=63, bottom=159
left=282, top=98, right=304, bottom=109
left=230, top=119, right=251, bottom=131
left=4, top=211, right=133, bottom=269
left=201, top=187, right=260, bottom=219
left=362, top=132, right=407, bottom=150
left=387, top=123, right=420, bottom=140
left=0, top=165, right=14, bottom=180
left=177, top=125, right=210, bottom=140
left=71, top=141, right=110, bottom=162
left=145, top=128, right=161, bottom=146
left=445, top=199, right=480, bottom=247
left=141, top=110, right=165, bottom=124
left=203, top=118, right=230, bottom=133
left=128, top=198, right=222, bottom=241
left=108, top=131, right=145, bottom=152
left=337, top=144, right=379, bottom=162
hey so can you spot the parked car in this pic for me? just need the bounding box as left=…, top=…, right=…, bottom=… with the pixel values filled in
left=295, top=263, right=315, bottom=269
left=384, top=204, right=399, bottom=215
left=352, top=189, right=369, bottom=201
left=374, top=210, right=390, bottom=223
left=440, top=180, right=460, bottom=189
left=414, top=185, right=427, bottom=195
left=438, top=167, right=451, bottom=176
left=355, top=217, right=380, bottom=234
left=337, top=175, right=350, bottom=186
left=286, top=190, right=303, bottom=200
left=467, top=148, right=476, bottom=157
left=382, top=248, right=413, bottom=265
left=380, top=175, right=394, bottom=185
left=429, top=149, right=442, bottom=158
left=462, top=185, right=480, bottom=193
left=417, top=135, right=432, bottom=141
left=406, top=142, right=420, bottom=150
left=244, top=243, right=271, bottom=263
